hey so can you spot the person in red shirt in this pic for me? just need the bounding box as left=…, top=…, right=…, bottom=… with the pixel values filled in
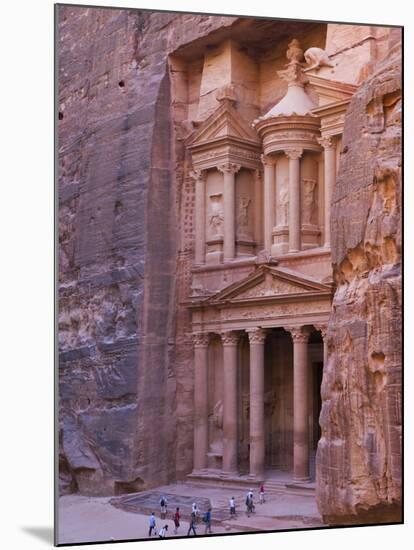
left=259, top=484, right=265, bottom=504
left=173, top=507, right=180, bottom=535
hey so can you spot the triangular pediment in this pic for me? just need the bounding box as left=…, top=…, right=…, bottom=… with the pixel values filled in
left=204, top=265, right=332, bottom=305
left=188, top=100, right=259, bottom=147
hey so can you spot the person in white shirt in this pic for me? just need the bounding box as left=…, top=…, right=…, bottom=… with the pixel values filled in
left=229, top=496, right=236, bottom=517
left=191, top=502, right=199, bottom=522
left=158, top=525, right=168, bottom=538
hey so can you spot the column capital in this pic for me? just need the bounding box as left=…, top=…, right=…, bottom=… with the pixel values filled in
left=189, top=168, right=207, bottom=182
left=285, top=326, right=311, bottom=343
left=260, top=154, right=275, bottom=166
left=221, top=330, right=239, bottom=346
left=192, top=332, right=210, bottom=347
left=314, top=324, right=328, bottom=340
left=285, top=148, right=303, bottom=160
left=217, top=162, right=241, bottom=175
left=247, top=327, right=267, bottom=344
left=317, top=136, right=335, bottom=150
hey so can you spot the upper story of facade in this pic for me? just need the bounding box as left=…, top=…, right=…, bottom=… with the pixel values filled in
left=169, top=20, right=400, bottom=300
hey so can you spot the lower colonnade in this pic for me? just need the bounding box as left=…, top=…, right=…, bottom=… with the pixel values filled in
left=192, top=324, right=327, bottom=483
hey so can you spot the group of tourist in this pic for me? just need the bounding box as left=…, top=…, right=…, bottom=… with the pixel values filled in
left=147, top=496, right=213, bottom=538
left=148, top=485, right=265, bottom=538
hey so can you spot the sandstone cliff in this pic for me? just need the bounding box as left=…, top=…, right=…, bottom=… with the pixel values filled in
left=316, top=45, right=402, bottom=524
left=58, top=6, right=237, bottom=495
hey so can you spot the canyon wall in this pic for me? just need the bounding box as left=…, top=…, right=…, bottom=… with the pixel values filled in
left=316, top=43, right=402, bottom=524
left=58, top=5, right=237, bottom=495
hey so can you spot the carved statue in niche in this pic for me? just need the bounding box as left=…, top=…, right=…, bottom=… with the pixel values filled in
left=286, top=38, right=304, bottom=63
left=304, top=47, right=334, bottom=70
left=302, top=179, right=317, bottom=225
left=208, top=194, right=224, bottom=237
left=208, top=399, right=224, bottom=457
left=237, top=196, right=251, bottom=230
left=278, top=183, right=289, bottom=226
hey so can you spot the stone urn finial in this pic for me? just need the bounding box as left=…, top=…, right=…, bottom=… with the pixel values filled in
left=286, top=39, right=304, bottom=64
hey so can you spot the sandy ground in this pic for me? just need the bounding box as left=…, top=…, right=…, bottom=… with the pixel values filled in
left=58, top=483, right=323, bottom=545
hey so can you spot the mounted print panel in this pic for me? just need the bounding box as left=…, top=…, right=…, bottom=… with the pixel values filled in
left=56, top=3, right=402, bottom=546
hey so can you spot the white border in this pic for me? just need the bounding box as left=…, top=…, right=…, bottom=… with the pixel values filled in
left=0, top=1, right=410, bottom=549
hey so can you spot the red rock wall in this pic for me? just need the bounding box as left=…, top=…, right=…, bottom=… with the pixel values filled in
left=316, top=43, right=402, bottom=524
left=58, top=5, right=237, bottom=495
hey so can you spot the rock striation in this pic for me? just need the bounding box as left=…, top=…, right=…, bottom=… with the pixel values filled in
left=316, top=44, right=402, bottom=524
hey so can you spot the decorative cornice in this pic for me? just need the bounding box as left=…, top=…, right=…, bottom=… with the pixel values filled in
left=285, top=148, right=303, bottom=160
left=217, top=162, right=241, bottom=175
left=221, top=331, right=239, bottom=346
left=285, top=326, right=311, bottom=343
left=192, top=332, right=210, bottom=347
left=247, top=327, right=267, bottom=344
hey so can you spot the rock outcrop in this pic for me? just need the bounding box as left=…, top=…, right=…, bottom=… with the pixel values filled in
left=316, top=45, right=402, bottom=524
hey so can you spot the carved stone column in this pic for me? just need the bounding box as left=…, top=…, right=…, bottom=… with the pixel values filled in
left=218, top=163, right=241, bottom=261
left=261, top=155, right=275, bottom=253
left=190, top=169, right=208, bottom=264
left=221, top=331, right=239, bottom=474
left=317, top=137, right=336, bottom=249
left=285, top=149, right=303, bottom=253
left=247, top=327, right=266, bottom=477
left=286, top=326, right=311, bottom=481
left=192, top=332, right=209, bottom=472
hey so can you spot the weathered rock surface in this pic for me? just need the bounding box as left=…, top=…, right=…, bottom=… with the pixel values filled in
left=58, top=5, right=238, bottom=495
left=316, top=44, right=402, bottom=524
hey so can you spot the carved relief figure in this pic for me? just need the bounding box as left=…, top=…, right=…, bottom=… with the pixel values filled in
left=304, top=47, right=334, bottom=70
left=278, top=184, right=289, bottom=226
left=209, top=399, right=224, bottom=456
left=302, top=179, right=317, bottom=224
left=238, top=196, right=251, bottom=228
left=208, top=194, right=224, bottom=236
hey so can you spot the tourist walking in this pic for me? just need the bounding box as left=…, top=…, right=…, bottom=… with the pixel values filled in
left=148, top=512, right=156, bottom=537
left=259, top=484, right=265, bottom=504
left=191, top=502, right=199, bottom=523
left=203, top=508, right=212, bottom=534
left=158, top=525, right=168, bottom=538
left=229, top=496, right=236, bottom=518
left=245, top=492, right=255, bottom=517
left=187, top=512, right=197, bottom=536
left=173, top=507, right=180, bottom=535
left=159, top=495, right=168, bottom=519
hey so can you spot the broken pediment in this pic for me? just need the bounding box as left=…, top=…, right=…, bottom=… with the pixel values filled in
left=204, top=265, right=332, bottom=305
left=188, top=99, right=260, bottom=148
left=306, top=74, right=357, bottom=107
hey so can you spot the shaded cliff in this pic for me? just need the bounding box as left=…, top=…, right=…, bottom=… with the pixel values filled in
left=316, top=45, right=402, bottom=524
